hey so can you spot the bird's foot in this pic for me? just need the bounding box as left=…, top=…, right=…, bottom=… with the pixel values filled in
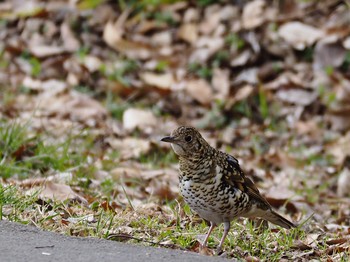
left=199, top=244, right=213, bottom=256
left=216, top=246, right=223, bottom=255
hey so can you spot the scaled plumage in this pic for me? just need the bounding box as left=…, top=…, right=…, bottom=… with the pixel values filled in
left=161, top=126, right=296, bottom=252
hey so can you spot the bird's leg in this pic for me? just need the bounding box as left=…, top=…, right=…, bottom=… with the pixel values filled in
left=202, top=221, right=216, bottom=247
left=217, top=222, right=230, bottom=254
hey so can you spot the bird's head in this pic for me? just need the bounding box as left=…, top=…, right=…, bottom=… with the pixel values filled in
left=161, top=126, right=210, bottom=159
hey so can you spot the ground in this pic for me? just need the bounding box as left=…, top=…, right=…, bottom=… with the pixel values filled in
left=0, top=0, right=350, bottom=261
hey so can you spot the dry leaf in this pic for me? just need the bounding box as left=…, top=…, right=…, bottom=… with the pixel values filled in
left=123, top=108, right=157, bottom=132
left=140, top=72, right=174, bottom=89
left=337, top=168, right=350, bottom=197
left=39, top=181, right=87, bottom=204
left=276, top=89, right=318, bottom=106
left=67, top=214, right=94, bottom=224
left=199, top=8, right=220, bottom=35
left=343, top=36, right=350, bottom=49
left=36, top=91, right=107, bottom=125
left=219, top=5, right=239, bottom=21
left=110, top=137, right=151, bottom=159
left=109, top=39, right=152, bottom=60
left=60, top=22, right=80, bottom=52
left=234, top=68, right=259, bottom=85
left=234, top=85, right=254, bottom=102
left=191, top=36, right=224, bottom=63
left=242, top=0, right=266, bottom=29
left=110, top=167, right=141, bottom=180
left=151, top=31, right=172, bottom=46
left=212, top=68, right=230, bottom=100
left=328, top=131, right=350, bottom=165
left=305, top=233, right=321, bottom=248
left=186, top=79, right=213, bottom=105
left=103, top=8, right=129, bottom=47
left=103, top=9, right=152, bottom=59
left=23, top=77, right=67, bottom=94
left=230, top=50, right=252, bottom=67
left=183, top=8, right=199, bottom=23
left=327, top=107, right=350, bottom=132
left=82, top=56, right=103, bottom=73
left=278, top=22, right=324, bottom=50
left=314, top=36, right=346, bottom=70
left=178, top=23, right=198, bottom=44
left=29, top=45, right=67, bottom=57
left=291, top=240, right=312, bottom=251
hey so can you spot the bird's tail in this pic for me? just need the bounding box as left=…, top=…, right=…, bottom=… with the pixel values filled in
left=264, top=210, right=296, bottom=229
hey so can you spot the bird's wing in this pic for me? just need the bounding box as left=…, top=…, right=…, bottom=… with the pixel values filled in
left=220, top=154, right=271, bottom=210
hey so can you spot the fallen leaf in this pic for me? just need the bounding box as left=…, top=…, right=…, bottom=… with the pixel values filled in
left=60, top=22, right=80, bottom=52
left=186, top=79, right=213, bottom=105
left=29, top=45, right=67, bottom=57
left=108, top=39, right=152, bottom=60
left=191, top=37, right=224, bottom=63
left=103, top=10, right=152, bottom=60
left=151, top=31, right=172, bottom=46
left=39, top=181, right=87, bottom=204
left=291, top=240, right=312, bottom=251
left=123, top=108, right=157, bottom=132
left=326, top=238, right=350, bottom=245
left=234, top=68, right=259, bottom=85
left=135, top=20, right=167, bottom=34
left=183, top=8, right=199, bottom=23
left=242, top=0, right=266, bottom=29
left=278, top=22, right=324, bottom=50
left=107, top=138, right=152, bottom=159
left=140, top=72, right=174, bottom=89
left=305, top=233, right=321, bottom=248
left=343, top=36, right=350, bottom=49
left=233, top=85, right=254, bottom=102
left=199, top=7, right=220, bottom=35
left=67, top=214, right=94, bottom=224
left=314, top=36, right=347, bottom=70
left=103, top=8, right=129, bottom=47
left=23, top=77, right=67, bottom=94
left=36, top=91, right=107, bottom=126
left=110, top=167, right=141, bottom=180
left=82, top=56, right=103, bottom=73
left=327, top=107, right=350, bottom=132
left=337, top=168, right=350, bottom=197
left=276, top=89, right=318, bottom=106
left=230, top=49, right=252, bottom=67
left=212, top=68, right=230, bottom=100
left=178, top=23, right=198, bottom=44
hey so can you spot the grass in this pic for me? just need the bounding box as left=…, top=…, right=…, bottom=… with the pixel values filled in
left=0, top=182, right=306, bottom=259
left=0, top=184, right=39, bottom=223
left=0, top=120, right=89, bottom=179
left=0, top=172, right=347, bottom=260
left=1, top=183, right=309, bottom=260
left=139, top=150, right=177, bottom=167
left=0, top=107, right=347, bottom=261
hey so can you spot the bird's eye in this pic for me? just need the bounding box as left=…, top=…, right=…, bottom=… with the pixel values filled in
left=185, top=135, right=192, bottom=142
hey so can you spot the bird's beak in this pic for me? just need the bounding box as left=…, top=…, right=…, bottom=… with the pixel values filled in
left=161, top=136, right=175, bottom=143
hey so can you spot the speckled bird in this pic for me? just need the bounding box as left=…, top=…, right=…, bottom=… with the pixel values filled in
left=161, top=126, right=296, bottom=252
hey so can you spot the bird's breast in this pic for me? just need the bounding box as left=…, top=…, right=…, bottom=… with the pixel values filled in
left=179, top=165, right=251, bottom=224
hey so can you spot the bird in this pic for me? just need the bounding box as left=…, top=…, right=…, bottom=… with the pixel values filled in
left=161, top=126, right=296, bottom=253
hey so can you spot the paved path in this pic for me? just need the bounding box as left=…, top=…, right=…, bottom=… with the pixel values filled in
left=0, top=220, right=226, bottom=262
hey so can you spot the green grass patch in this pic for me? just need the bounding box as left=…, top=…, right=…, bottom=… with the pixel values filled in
left=0, top=184, right=39, bottom=222
left=0, top=120, right=90, bottom=179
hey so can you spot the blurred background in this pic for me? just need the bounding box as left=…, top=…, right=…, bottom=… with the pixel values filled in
left=0, top=0, right=349, bottom=259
